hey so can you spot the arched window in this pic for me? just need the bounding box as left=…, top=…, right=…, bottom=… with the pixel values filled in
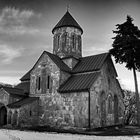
left=38, top=76, right=41, bottom=90
left=61, top=32, right=67, bottom=51
left=36, top=76, right=41, bottom=91
left=13, top=110, right=18, bottom=126
left=46, top=75, right=53, bottom=93
left=100, top=91, right=106, bottom=126
left=108, top=94, right=113, bottom=114
left=57, top=35, right=60, bottom=48
left=47, top=75, right=50, bottom=89
left=64, top=32, right=67, bottom=46
left=72, top=34, right=75, bottom=50
left=29, top=110, right=32, bottom=116
left=114, top=95, right=119, bottom=124
left=8, top=110, right=12, bottom=124
left=41, top=68, right=47, bottom=93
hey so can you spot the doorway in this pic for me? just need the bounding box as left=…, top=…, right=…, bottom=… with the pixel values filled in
left=0, top=106, right=7, bottom=126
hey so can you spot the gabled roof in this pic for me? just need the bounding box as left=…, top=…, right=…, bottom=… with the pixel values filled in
left=7, top=97, right=39, bottom=108
left=20, top=51, right=71, bottom=81
left=15, top=81, right=30, bottom=94
left=58, top=72, right=100, bottom=93
left=1, top=87, right=27, bottom=97
left=52, top=11, right=83, bottom=34
left=72, top=53, right=109, bottom=73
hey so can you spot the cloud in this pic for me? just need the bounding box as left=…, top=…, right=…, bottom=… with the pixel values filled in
left=83, top=46, right=109, bottom=56
left=0, top=44, right=24, bottom=64
left=0, top=76, right=20, bottom=85
left=0, top=7, right=40, bottom=35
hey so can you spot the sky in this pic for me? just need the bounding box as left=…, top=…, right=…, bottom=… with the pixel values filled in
left=0, top=0, right=140, bottom=91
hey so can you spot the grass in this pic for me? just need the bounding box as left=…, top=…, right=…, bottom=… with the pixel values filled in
left=1, top=124, right=140, bottom=136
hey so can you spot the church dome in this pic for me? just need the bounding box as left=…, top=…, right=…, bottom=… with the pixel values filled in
left=52, top=11, right=83, bottom=34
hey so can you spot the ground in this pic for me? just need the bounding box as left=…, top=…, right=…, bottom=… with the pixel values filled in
left=0, top=129, right=140, bottom=140
left=1, top=126, right=140, bottom=140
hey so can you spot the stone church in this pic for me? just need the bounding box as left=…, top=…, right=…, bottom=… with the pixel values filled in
left=0, top=11, right=125, bottom=129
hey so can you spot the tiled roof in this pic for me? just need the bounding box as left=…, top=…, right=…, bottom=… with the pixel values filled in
left=15, top=81, right=30, bottom=94
left=20, top=51, right=71, bottom=81
left=7, top=97, right=39, bottom=108
left=72, top=53, right=109, bottom=73
left=58, top=72, right=100, bottom=93
left=2, top=87, right=27, bottom=97
left=52, top=11, right=83, bottom=34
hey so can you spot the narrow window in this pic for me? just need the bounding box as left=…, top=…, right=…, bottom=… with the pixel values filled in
left=41, top=68, right=47, bottom=93
left=57, top=35, right=60, bottom=48
left=37, top=76, right=41, bottom=90
left=72, top=35, right=75, bottom=50
left=64, top=33, right=67, bottom=45
left=47, top=75, right=50, bottom=89
left=29, top=110, right=32, bottom=116
left=108, top=94, right=113, bottom=114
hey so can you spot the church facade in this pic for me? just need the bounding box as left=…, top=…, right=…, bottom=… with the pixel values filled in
left=0, top=11, right=125, bottom=129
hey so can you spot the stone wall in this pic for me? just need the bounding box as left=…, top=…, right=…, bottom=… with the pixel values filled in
left=38, top=91, right=88, bottom=128
left=89, top=58, right=125, bottom=128
left=59, top=71, right=71, bottom=86
left=18, top=100, right=39, bottom=127
left=101, top=58, right=125, bottom=125
left=90, top=76, right=102, bottom=128
left=30, top=53, right=60, bottom=95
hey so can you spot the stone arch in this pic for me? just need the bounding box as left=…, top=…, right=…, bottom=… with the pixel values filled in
left=108, top=94, right=113, bottom=114
left=0, top=104, right=7, bottom=126
left=100, top=91, right=106, bottom=126
left=114, top=95, right=119, bottom=124
left=12, top=110, right=18, bottom=126
left=8, top=110, right=12, bottom=124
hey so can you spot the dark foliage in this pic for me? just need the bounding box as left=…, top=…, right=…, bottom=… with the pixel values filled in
left=110, top=15, right=140, bottom=71
left=123, top=89, right=136, bottom=125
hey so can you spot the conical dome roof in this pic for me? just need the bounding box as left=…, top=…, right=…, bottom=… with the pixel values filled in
left=52, top=11, right=83, bottom=34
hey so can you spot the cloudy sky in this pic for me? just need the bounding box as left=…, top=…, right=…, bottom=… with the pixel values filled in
left=0, top=0, right=140, bottom=91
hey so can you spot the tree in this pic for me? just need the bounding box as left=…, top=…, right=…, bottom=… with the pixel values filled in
left=110, top=15, right=140, bottom=125
left=123, top=89, right=136, bottom=125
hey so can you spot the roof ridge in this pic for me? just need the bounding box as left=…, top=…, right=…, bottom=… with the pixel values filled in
left=72, top=71, right=101, bottom=75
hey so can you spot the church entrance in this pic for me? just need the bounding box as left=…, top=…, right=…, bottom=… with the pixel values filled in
left=0, top=105, right=7, bottom=126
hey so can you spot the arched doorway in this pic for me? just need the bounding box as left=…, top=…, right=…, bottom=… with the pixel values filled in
left=13, top=110, right=18, bottom=126
left=8, top=110, right=12, bottom=124
left=100, top=91, right=106, bottom=126
left=0, top=106, right=7, bottom=126
left=114, top=95, right=119, bottom=124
